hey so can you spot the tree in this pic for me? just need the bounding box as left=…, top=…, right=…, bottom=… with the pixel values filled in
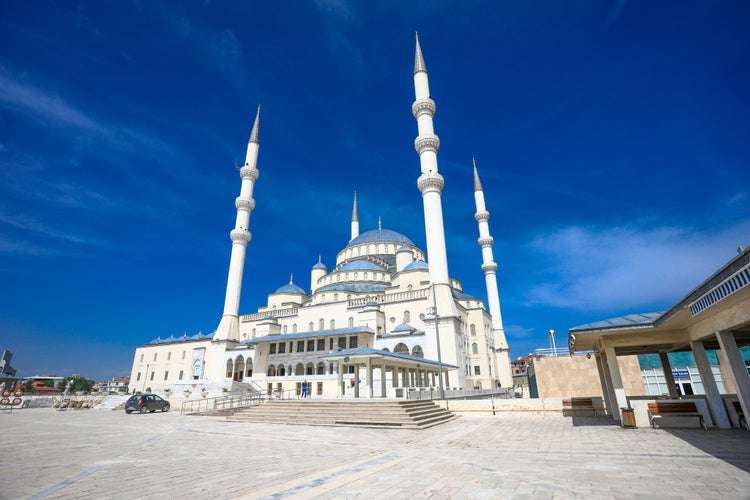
left=22, top=380, right=35, bottom=393
left=57, top=376, right=92, bottom=393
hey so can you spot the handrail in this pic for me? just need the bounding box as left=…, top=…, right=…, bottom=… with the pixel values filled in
left=180, top=393, right=263, bottom=415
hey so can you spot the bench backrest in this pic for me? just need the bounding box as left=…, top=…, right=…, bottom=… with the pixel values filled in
left=648, top=401, right=698, bottom=413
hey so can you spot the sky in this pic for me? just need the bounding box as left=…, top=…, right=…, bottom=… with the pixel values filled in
left=1, top=1, right=749, bottom=381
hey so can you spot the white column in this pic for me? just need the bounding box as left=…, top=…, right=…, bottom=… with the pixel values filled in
left=659, top=353, right=679, bottom=398
left=337, top=361, right=344, bottom=397
left=366, top=358, right=373, bottom=399
left=604, top=344, right=628, bottom=421
left=691, top=340, right=730, bottom=428
left=354, top=365, right=360, bottom=398
left=716, top=330, right=750, bottom=426
left=381, top=365, right=387, bottom=397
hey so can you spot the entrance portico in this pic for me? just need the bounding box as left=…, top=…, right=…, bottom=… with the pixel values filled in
left=324, top=347, right=456, bottom=399
left=570, top=248, right=750, bottom=428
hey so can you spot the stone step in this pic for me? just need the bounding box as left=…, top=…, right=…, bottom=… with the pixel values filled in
left=225, top=399, right=455, bottom=428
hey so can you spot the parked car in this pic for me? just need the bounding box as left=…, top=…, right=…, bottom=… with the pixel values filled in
left=125, top=394, right=170, bottom=414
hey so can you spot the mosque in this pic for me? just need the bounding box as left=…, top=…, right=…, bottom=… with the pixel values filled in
left=128, top=37, right=513, bottom=398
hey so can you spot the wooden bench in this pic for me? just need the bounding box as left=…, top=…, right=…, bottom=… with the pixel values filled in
left=732, top=401, right=748, bottom=430
left=648, top=401, right=707, bottom=429
left=562, top=397, right=602, bottom=416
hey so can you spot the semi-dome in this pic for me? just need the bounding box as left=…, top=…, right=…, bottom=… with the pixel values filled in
left=337, top=260, right=386, bottom=272
left=402, top=260, right=429, bottom=271
left=347, top=228, right=414, bottom=248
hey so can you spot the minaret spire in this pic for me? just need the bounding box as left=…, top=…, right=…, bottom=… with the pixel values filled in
left=412, top=36, right=452, bottom=292
left=214, top=106, right=262, bottom=342
left=473, top=160, right=512, bottom=387
left=350, top=191, right=359, bottom=241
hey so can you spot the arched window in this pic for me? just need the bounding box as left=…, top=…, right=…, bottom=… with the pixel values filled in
left=267, top=365, right=276, bottom=377
left=252, top=328, right=257, bottom=338
left=153, top=353, right=157, bottom=362
left=472, top=343, right=479, bottom=355
left=470, top=324, right=476, bottom=336
left=348, top=317, right=354, bottom=328
left=292, top=324, right=298, bottom=333
left=306, top=362, right=315, bottom=375
left=182, top=350, right=186, bottom=360
left=319, top=319, right=324, bottom=330
left=382, top=347, right=390, bottom=352
left=140, top=353, right=144, bottom=362
left=316, top=362, right=325, bottom=375
left=333, top=293, right=338, bottom=301
left=295, top=363, right=304, bottom=376
left=283, top=325, right=288, bottom=334
left=407, top=284, right=413, bottom=291
left=278, top=365, right=286, bottom=376
left=412, top=345, right=424, bottom=358
left=246, top=359, right=253, bottom=377
left=167, top=352, right=171, bottom=361
left=234, top=357, right=245, bottom=381
left=394, top=343, right=409, bottom=354
left=226, top=359, right=233, bottom=378
left=403, top=310, right=410, bottom=323
left=308, top=322, right=314, bottom=332
left=329, top=319, right=335, bottom=329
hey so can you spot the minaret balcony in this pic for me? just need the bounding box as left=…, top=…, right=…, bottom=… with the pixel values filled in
left=477, top=236, right=494, bottom=248
left=240, top=166, right=259, bottom=181
left=417, top=172, right=445, bottom=194
left=235, top=197, right=256, bottom=211
left=474, top=211, right=490, bottom=223
left=481, top=262, right=498, bottom=274
left=230, top=229, right=252, bottom=244
left=412, top=98, right=436, bottom=119
left=414, top=134, right=440, bottom=155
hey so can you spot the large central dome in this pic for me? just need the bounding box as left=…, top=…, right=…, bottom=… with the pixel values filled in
left=346, top=228, right=414, bottom=247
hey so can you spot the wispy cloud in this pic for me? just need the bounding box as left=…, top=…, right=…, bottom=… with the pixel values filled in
left=523, top=219, right=750, bottom=312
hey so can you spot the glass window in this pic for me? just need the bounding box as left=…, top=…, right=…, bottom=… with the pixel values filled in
left=474, top=366, right=481, bottom=375
left=317, top=339, right=325, bottom=351
left=136, top=372, right=141, bottom=381
left=150, top=371, right=155, bottom=381
left=297, top=341, right=305, bottom=352
left=167, top=352, right=171, bottom=361
left=349, top=336, right=358, bottom=348
left=307, top=340, right=315, bottom=352
left=338, top=337, right=347, bottom=350
left=269, top=343, right=277, bottom=354
left=278, top=343, right=286, bottom=354
left=178, top=370, right=184, bottom=380
left=164, top=370, right=169, bottom=380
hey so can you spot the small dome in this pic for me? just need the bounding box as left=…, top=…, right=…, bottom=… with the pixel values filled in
left=312, top=255, right=327, bottom=270
left=402, top=260, right=429, bottom=271
left=347, top=228, right=414, bottom=248
left=396, top=244, right=411, bottom=253
left=274, top=275, right=306, bottom=295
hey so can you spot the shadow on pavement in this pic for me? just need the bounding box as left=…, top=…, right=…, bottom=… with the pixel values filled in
left=665, top=428, right=750, bottom=473
left=569, top=415, right=620, bottom=427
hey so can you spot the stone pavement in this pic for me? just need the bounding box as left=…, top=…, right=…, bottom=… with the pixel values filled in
left=1, top=408, right=749, bottom=499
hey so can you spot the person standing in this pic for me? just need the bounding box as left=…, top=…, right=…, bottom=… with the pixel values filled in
left=301, top=380, right=307, bottom=399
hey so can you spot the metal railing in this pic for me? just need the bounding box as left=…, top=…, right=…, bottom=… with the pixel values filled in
left=180, top=393, right=263, bottom=415
left=406, top=386, right=514, bottom=400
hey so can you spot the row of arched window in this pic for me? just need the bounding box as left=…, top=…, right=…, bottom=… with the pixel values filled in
left=267, top=362, right=334, bottom=376
left=384, top=343, right=424, bottom=358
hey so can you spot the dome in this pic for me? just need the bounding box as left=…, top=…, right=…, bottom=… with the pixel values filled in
left=402, top=260, right=429, bottom=271
left=347, top=229, right=414, bottom=248
left=274, top=282, right=307, bottom=295
left=337, top=260, right=386, bottom=272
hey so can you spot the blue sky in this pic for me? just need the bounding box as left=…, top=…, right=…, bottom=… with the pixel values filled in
left=1, top=1, right=748, bottom=381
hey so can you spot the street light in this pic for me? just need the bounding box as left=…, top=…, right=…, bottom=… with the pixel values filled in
left=421, top=283, right=445, bottom=400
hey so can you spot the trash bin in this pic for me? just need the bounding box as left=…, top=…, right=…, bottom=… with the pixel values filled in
left=621, top=407, right=636, bottom=428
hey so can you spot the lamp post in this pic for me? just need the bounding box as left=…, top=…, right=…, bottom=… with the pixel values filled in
left=429, top=283, right=445, bottom=400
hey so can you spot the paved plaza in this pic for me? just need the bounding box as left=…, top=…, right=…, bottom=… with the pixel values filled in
left=1, top=408, right=749, bottom=499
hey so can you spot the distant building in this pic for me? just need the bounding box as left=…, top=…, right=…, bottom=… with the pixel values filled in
left=129, top=37, right=512, bottom=398
left=93, top=377, right=130, bottom=394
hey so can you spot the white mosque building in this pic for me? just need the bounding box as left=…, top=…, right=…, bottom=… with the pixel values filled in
left=128, top=37, right=512, bottom=399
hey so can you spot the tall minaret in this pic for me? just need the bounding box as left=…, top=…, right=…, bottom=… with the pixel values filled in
left=214, top=106, right=261, bottom=342
left=351, top=191, right=359, bottom=241
left=473, top=159, right=512, bottom=387
left=413, top=34, right=457, bottom=316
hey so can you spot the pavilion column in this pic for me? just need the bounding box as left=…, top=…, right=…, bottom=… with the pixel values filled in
left=716, top=330, right=750, bottom=428
left=392, top=367, right=398, bottom=388
left=337, top=361, right=344, bottom=397
left=691, top=339, right=730, bottom=428
left=366, top=358, right=373, bottom=398
left=595, top=353, right=615, bottom=417
left=659, top=353, right=679, bottom=398
left=604, top=344, right=628, bottom=422
left=431, top=372, right=436, bottom=387
left=381, top=365, right=387, bottom=397
left=354, top=365, right=360, bottom=398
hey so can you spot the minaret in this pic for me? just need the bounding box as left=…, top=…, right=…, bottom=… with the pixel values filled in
left=412, top=34, right=456, bottom=315
left=351, top=191, right=359, bottom=241
left=214, top=106, right=261, bottom=342
left=473, top=159, right=512, bottom=387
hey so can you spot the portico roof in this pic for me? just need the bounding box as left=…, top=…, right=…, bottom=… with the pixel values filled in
left=323, top=347, right=458, bottom=370
left=569, top=247, right=750, bottom=355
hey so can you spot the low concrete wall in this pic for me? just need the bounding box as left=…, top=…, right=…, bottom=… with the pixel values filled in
left=435, top=397, right=606, bottom=415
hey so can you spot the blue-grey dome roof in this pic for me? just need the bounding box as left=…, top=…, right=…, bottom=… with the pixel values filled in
left=402, top=260, right=429, bottom=271
left=347, top=229, right=414, bottom=248
left=397, top=244, right=411, bottom=253
left=274, top=282, right=307, bottom=294
left=337, top=260, right=386, bottom=272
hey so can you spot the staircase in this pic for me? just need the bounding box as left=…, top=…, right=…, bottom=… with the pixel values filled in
left=93, top=394, right=131, bottom=411
left=226, top=399, right=455, bottom=429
